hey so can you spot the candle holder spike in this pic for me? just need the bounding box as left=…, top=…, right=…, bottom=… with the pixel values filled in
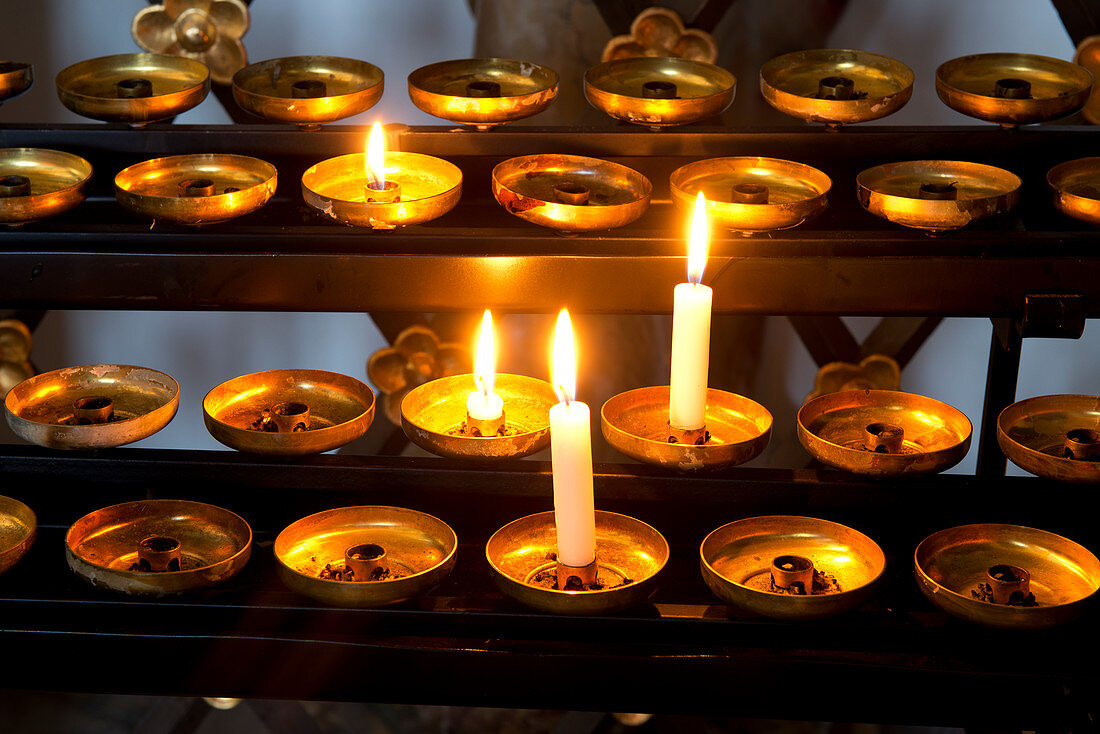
left=584, top=57, right=735, bottom=128
left=1048, top=158, right=1100, bottom=226
left=0, top=148, right=92, bottom=226
left=0, top=62, right=33, bottom=105
left=997, top=394, right=1100, bottom=483
left=0, top=495, right=35, bottom=577
left=232, top=56, right=384, bottom=129
left=408, top=58, right=558, bottom=129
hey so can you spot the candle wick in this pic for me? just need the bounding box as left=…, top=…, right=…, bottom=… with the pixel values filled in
left=476, top=374, right=489, bottom=399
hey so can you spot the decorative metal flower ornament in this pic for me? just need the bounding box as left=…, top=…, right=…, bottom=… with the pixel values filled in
left=132, top=0, right=249, bottom=84
left=806, top=354, right=900, bottom=403
left=367, top=326, right=471, bottom=425
left=602, top=7, right=718, bottom=64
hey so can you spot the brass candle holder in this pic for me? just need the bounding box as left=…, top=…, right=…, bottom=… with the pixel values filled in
left=115, top=153, right=276, bottom=226
left=936, top=52, right=1093, bottom=128
left=400, top=373, right=556, bottom=461
left=5, top=364, right=179, bottom=450
left=492, top=154, right=651, bottom=233
left=408, top=58, right=558, bottom=129
left=0, top=495, right=36, bottom=577
left=65, top=499, right=252, bottom=596
left=857, top=160, right=1021, bottom=233
left=601, top=386, right=772, bottom=472
left=997, top=394, right=1100, bottom=483
left=584, top=57, right=736, bottom=129
left=232, top=56, right=384, bottom=130
left=486, top=510, right=668, bottom=615
left=670, top=157, right=829, bottom=233
left=56, top=53, right=210, bottom=126
left=915, top=523, right=1100, bottom=629
left=1048, top=158, right=1100, bottom=226
left=274, top=506, right=457, bottom=607
left=760, top=49, right=913, bottom=129
left=798, top=389, right=971, bottom=477
left=0, top=62, right=32, bottom=104
left=203, top=369, right=375, bottom=457
left=0, top=148, right=92, bottom=226
left=700, top=515, right=885, bottom=620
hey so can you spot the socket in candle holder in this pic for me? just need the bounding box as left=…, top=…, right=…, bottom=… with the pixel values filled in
left=275, top=506, right=457, bottom=607
left=0, top=495, right=36, bottom=577
left=493, top=154, right=651, bottom=233
left=232, top=56, right=384, bottom=129
left=408, top=58, right=558, bottom=129
left=585, top=57, right=735, bottom=128
left=601, top=386, right=771, bottom=472
left=667, top=423, right=708, bottom=446
left=556, top=557, right=600, bottom=590
left=1048, top=158, right=1100, bottom=227
left=915, top=523, right=1100, bottom=629
left=0, top=148, right=92, bottom=225
left=997, top=394, right=1100, bottom=483
left=65, top=499, right=251, bottom=596
left=487, top=510, right=668, bottom=615
left=72, top=396, right=114, bottom=424
left=465, top=409, right=506, bottom=438
left=364, top=180, right=400, bottom=204
left=0, top=62, right=33, bottom=104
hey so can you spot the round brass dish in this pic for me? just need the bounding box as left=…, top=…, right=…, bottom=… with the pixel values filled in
left=486, top=510, right=668, bottom=615
left=936, top=52, right=1092, bottom=127
left=601, top=386, right=772, bottom=472
left=797, top=389, right=971, bottom=477
left=760, top=49, right=913, bottom=127
left=700, top=515, right=884, bottom=620
left=301, top=151, right=462, bottom=229
left=203, top=369, right=375, bottom=457
left=0, top=62, right=32, bottom=104
left=408, top=58, right=558, bottom=129
left=584, top=57, right=735, bottom=128
left=915, top=523, right=1100, bottom=629
left=275, top=506, right=457, bottom=608
left=115, top=153, right=276, bottom=226
left=857, top=160, right=1021, bottom=232
left=0, top=495, right=36, bottom=577
left=66, top=499, right=251, bottom=596
left=56, top=53, right=210, bottom=126
left=997, top=394, right=1100, bottom=483
left=1048, top=158, right=1100, bottom=226
left=492, top=154, right=651, bottom=232
left=232, top=56, right=384, bottom=129
left=5, top=364, right=179, bottom=450
left=401, top=373, right=556, bottom=461
left=0, top=148, right=92, bottom=226
left=670, top=157, right=830, bottom=232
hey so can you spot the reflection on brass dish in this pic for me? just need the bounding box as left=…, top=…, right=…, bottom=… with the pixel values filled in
left=401, top=373, right=556, bottom=461
left=601, top=386, right=771, bottom=472
left=700, top=515, right=884, bottom=620
left=915, top=523, right=1100, bottom=629
left=204, top=369, right=375, bottom=457
left=233, top=56, right=384, bottom=129
left=275, top=506, right=456, bottom=607
left=760, top=49, right=913, bottom=127
left=0, top=62, right=32, bottom=104
left=936, top=52, right=1092, bottom=127
left=487, top=510, right=668, bottom=615
left=0, top=148, right=92, bottom=226
left=115, top=153, right=276, bottom=226
left=798, top=389, right=970, bottom=477
left=670, top=157, right=829, bottom=232
left=408, top=58, right=558, bottom=129
left=998, top=394, right=1100, bottom=483
left=492, top=154, right=651, bottom=232
left=56, top=53, right=209, bottom=126
left=585, top=57, right=735, bottom=128
left=857, top=160, right=1021, bottom=232
left=66, top=499, right=251, bottom=596
left=0, top=495, right=35, bottom=577
left=1048, top=158, right=1100, bottom=226
left=5, top=364, right=179, bottom=450
left=302, top=151, right=462, bottom=229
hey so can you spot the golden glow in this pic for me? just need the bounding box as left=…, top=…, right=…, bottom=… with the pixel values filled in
left=552, top=308, right=576, bottom=404
left=365, top=122, right=386, bottom=189
left=473, top=309, right=496, bottom=397
left=687, top=191, right=709, bottom=284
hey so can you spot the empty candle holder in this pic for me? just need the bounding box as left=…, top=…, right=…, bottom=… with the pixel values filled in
left=0, top=61, right=32, bottom=105
left=408, top=58, right=558, bottom=129
left=997, top=394, right=1100, bottom=483
left=584, top=57, right=736, bottom=129
left=0, top=148, right=92, bottom=226
left=1047, top=158, right=1100, bottom=227
left=0, top=495, right=36, bottom=578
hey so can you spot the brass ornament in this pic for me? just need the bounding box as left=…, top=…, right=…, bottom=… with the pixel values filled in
left=366, top=325, right=471, bottom=425
left=806, top=354, right=900, bottom=403
left=132, top=0, right=249, bottom=85
left=0, top=319, right=34, bottom=399
left=1073, top=35, right=1100, bottom=124
left=601, top=7, right=717, bottom=65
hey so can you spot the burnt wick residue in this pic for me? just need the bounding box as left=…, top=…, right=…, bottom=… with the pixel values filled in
left=971, top=582, right=1039, bottom=606
left=449, top=422, right=516, bottom=438
left=318, top=563, right=403, bottom=582
left=770, top=569, right=841, bottom=595
left=249, top=409, right=309, bottom=432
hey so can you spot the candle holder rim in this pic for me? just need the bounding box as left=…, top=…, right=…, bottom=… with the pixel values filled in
left=997, top=393, right=1100, bottom=483
left=408, top=57, right=559, bottom=100
left=0, top=148, right=93, bottom=224
left=584, top=56, right=736, bottom=127
left=0, top=61, right=33, bottom=102
left=408, top=57, right=559, bottom=126
left=1047, top=157, right=1100, bottom=226
left=231, top=55, right=384, bottom=126
left=0, top=495, right=36, bottom=577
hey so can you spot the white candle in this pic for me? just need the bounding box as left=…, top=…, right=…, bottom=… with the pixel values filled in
left=549, top=308, right=596, bottom=568
left=669, top=192, right=712, bottom=430
left=466, top=309, right=504, bottom=420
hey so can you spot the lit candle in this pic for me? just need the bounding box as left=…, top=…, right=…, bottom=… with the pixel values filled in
left=364, top=122, right=399, bottom=203
left=466, top=309, right=504, bottom=421
left=669, top=191, right=712, bottom=431
left=549, top=308, right=596, bottom=569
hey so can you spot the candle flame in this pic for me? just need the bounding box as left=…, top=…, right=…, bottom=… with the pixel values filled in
left=365, top=122, right=385, bottom=189
left=552, top=308, right=576, bottom=404
left=474, top=309, right=495, bottom=397
left=687, top=191, right=709, bottom=285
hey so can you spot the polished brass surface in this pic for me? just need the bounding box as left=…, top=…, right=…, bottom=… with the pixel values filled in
left=137, top=535, right=183, bottom=572
left=486, top=510, right=668, bottom=615
left=0, top=318, right=33, bottom=400
left=0, top=148, right=92, bottom=225
left=492, top=154, right=651, bottom=232
left=275, top=506, right=457, bottom=607
left=700, top=515, right=885, bottom=620
left=233, top=56, right=383, bottom=128
left=914, top=523, right=1100, bottom=629
left=997, top=394, right=1100, bottom=483
left=857, top=160, right=1021, bottom=232
left=602, top=7, right=718, bottom=65
left=302, top=151, right=462, bottom=229
left=132, top=0, right=249, bottom=85
left=0, top=495, right=36, bottom=577
left=760, top=49, right=913, bottom=127
left=670, top=157, right=829, bottom=232
left=601, top=386, right=772, bottom=472
left=56, top=53, right=209, bottom=125
left=936, top=52, right=1092, bottom=127
left=5, top=364, right=179, bottom=450
left=1048, top=158, right=1100, bottom=226
left=0, top=62, right=32, bottom=104
left=401, top=373, right=556, bottom=461
left=115, top=153, right=276, bottom=226
left=203, top=368, right=375, bottom=457
left=66, top=499, right=251, bottom=596
left=584, top=57, right=735, bottom=128
left=797, top=389, right=971, bottom=477
left=408, top=58, right=558, bottom=128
